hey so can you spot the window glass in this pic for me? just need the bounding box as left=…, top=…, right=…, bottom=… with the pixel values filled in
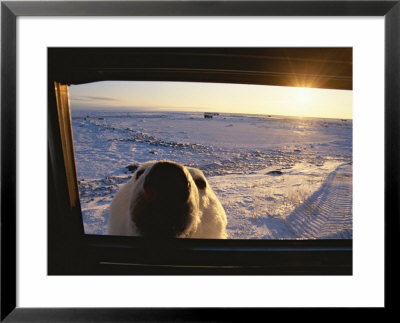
left=69, top=81, right=352, bottom=239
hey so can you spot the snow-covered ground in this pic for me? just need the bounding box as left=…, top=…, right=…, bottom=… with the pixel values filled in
left=71, top=110, right=352, bottom=239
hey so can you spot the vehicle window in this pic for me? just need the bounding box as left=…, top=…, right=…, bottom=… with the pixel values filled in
left=69, top=80, right=352, bottom=239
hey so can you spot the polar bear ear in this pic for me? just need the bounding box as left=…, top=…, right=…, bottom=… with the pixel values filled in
left=135, top=169, right=145, bottom=180
left=194, top=177, right=207, bottom=190
left=187, top=167, right=207, bottom=190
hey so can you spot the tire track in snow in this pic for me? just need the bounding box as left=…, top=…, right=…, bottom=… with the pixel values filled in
left=284, top=163, right=352, bottom=239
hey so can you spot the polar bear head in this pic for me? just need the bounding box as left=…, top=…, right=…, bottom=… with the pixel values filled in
left=128, top=160, right=207, bottom=238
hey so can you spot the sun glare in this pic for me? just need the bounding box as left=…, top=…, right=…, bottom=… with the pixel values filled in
left=290, top=87, right=314, bottom=109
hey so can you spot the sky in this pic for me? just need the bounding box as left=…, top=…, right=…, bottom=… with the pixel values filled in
left=69, top=81, right=352, bottom=119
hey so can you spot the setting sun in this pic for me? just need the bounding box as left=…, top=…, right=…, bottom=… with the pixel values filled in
left=291, top=87, right=314, bottom=107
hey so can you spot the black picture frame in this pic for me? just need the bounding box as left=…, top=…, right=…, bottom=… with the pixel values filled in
left=1, top=0, right=399, bottom=321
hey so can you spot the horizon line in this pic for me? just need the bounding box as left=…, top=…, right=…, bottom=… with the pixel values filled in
left=70, top=107, right=353, bottom=120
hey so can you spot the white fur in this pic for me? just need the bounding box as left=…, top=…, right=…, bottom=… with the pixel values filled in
left=107, top=160, right=227, bottom=239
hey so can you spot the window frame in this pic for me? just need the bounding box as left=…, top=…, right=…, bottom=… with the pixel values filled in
left=48, top=47, right=353, bottom=275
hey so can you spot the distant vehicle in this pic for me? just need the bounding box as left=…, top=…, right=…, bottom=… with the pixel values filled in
left=204, top=112, right=219, bottom=119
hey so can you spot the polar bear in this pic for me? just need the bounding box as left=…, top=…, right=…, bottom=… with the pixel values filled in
left=107, top=160, right=227, bottom=239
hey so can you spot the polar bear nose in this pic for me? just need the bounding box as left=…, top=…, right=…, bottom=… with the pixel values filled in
left=143, top=161, right=190, bottom=202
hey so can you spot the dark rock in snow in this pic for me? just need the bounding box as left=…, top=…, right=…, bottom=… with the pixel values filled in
left=126, top=164, right=139, bottom=173
left=266, top=170, right=283, bottom=176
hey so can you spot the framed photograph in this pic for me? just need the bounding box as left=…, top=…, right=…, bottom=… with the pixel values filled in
left=2, top=0, right=398, bottom=320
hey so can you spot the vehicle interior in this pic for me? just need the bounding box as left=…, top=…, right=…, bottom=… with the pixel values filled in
left=48, top=47, right=352, bottom=275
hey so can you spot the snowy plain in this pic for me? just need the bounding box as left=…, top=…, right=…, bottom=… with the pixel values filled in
left=71, top=110, right=352, bottom=239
